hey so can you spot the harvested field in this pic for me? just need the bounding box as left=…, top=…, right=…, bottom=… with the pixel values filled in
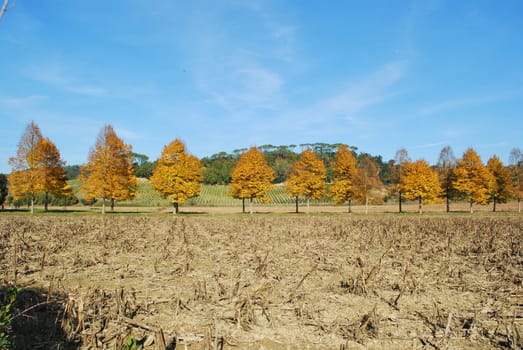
left=1, top=214, right=522, bottom=349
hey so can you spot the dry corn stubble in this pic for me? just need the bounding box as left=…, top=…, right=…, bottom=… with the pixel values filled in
left=0, top=214, right=522, bottom=349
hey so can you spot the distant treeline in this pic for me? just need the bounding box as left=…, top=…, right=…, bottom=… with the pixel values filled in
left=62, top=142, right=393, bottom=185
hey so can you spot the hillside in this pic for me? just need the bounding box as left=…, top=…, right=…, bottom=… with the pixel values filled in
left=70, top=179, right=333, bottom=207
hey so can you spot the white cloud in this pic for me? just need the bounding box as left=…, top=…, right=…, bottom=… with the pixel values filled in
left=0, top=95, right=46, bottom=108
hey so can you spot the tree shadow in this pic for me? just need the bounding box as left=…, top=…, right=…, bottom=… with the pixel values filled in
left=2, top=286, right=79, bottom=350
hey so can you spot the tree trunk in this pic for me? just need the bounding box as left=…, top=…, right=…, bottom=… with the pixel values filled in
left=398, top=190, right=402, bottom=213
left=242, top=198, right=245, bottom=213
left=44, top=192, right=49, bottom=211
left=102, top=198, right=106, bottom=215
left=173, top=202, right=179, bottom=215
left=365, top=195, right=369, bottom=214
left=348, top=199, right=352, bottom=213
left=493, top=198, right=497, bottom=212
left=110, top=198, right=115, bottom=211
left=306, top=197, right=310, bottom=214
left=446, top=195, right=450, bottom=213
left=469, top=199, right=473, bottom=214
left=418, top=196, right=422, bottom=214
left=249, top=197, right=253, bottom=215
left=30, top=195, right=34, bottom=214
left=519, top=198, right=521, bottom=213
left=295, top=196, right=299, bottom=213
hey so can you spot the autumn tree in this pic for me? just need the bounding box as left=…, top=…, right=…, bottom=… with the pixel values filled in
left=452, top=148, right=494, bottom=213
left=329, top=144, right=358, bottom=212
left=399, top=160, right=441, bottom=214
left=437, top=146, right=457, bottom=212
left=509, top=148, right=523, bottom=213
left=487, top=156, right=514, bottom=212
left=80, top=125, right=137, bottom=214
left=8, top=121, right=43, bottom=213
left=229, top=147, right=275, bottom=214
left=353, top=155, right=384, bottom=214
left=34, top=138, right=71, bottom=211
left=150, top=139, right=203, bottom=214
left=0, top=174, right=7, bottom=210
left=286, top=149, right=326, bottom=213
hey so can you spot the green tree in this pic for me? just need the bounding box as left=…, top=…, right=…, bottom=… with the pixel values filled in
left=229, top=147, right=275, bottom=214
left=452, top=148, right=494, bottom=213
left=487, top=155, right=514, bottom=212
left=132, top=152, right=156, bottom=178
left=286, top=149, right=326, bottom=213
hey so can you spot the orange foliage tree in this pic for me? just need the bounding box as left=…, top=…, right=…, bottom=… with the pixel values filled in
left=286, top=149, right=326, bottom=213
left=150, top=139, right=202, bottom=214
left=452, top=148, right=494, bottom=213
left=509, top=148, right=523, bottom=213
left=399, top=160, right=441, bottom=214
left=229, top=147, right=275, bottom=214
left=80, top=125, right=137, bottom=214
left=34, top=138, right=71, bottom=210
left=329, top=144, right=358, bottom=212
left=353, top=155, right=384, bottom=214
left=8, top=121, right=44, bottom=213
left=487, top=155, right=514, bottom=212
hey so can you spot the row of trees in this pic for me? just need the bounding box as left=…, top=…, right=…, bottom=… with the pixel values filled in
left=228, top=144, right=523, bottom=214
left=2, top=122, right=523, bottom=214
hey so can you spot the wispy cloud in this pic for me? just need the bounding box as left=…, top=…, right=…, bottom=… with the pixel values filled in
left=419, top=91, right=523, bottom=115
left=412, top=140, right=449, bottom=149
left=0, top=95, right=47, bottom=108
left=22, top=61, right=106, bottom=97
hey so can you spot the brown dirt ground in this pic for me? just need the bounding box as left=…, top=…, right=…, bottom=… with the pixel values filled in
left=1, top=213, right=522, bottom=349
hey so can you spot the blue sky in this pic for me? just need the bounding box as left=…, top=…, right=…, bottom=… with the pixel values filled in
left=1, top=0, right=522, bottom=173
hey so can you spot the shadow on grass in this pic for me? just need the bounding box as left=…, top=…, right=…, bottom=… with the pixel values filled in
left=1, top=286, right=79, bottom=350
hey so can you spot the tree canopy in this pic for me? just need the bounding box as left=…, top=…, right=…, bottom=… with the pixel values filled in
left=150, top=139, right=203, bottom=214
left=487, top=155, right=514, bottom=212
left=286, top=149, right=326, bottom=213
left=329, top=144, right=358, bottom=212
left=452, top=148, right=494, bottom=213
left=229, top=147, right=275, bottom=214
left=399, top=159, right=441, bottom=213
left=80, top=125, right=137, bottom=213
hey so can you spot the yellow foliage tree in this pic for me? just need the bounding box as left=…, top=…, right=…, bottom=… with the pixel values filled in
left=353, top=155, right=384, bottom=214
left=452, top=148, right=494, bottom=213
left=487, top=155, right=514, bottom=212
left=286, top=149, right=326, bottom=213
left=34, top=138, right=71, bottom=211
left=8, top=121, right=44, bottom=213
left=80, top=125, right=137, bottom=214
left=399, top=160, right=441, bottom=214
left=150, top=139, right=203, bottom=214
left=229, top=147, right=275, bottom=214
left=329, top=144, right=357, bottom=212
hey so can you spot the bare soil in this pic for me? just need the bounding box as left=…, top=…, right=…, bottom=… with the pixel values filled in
left=1, top=214, right=522, bottom=349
